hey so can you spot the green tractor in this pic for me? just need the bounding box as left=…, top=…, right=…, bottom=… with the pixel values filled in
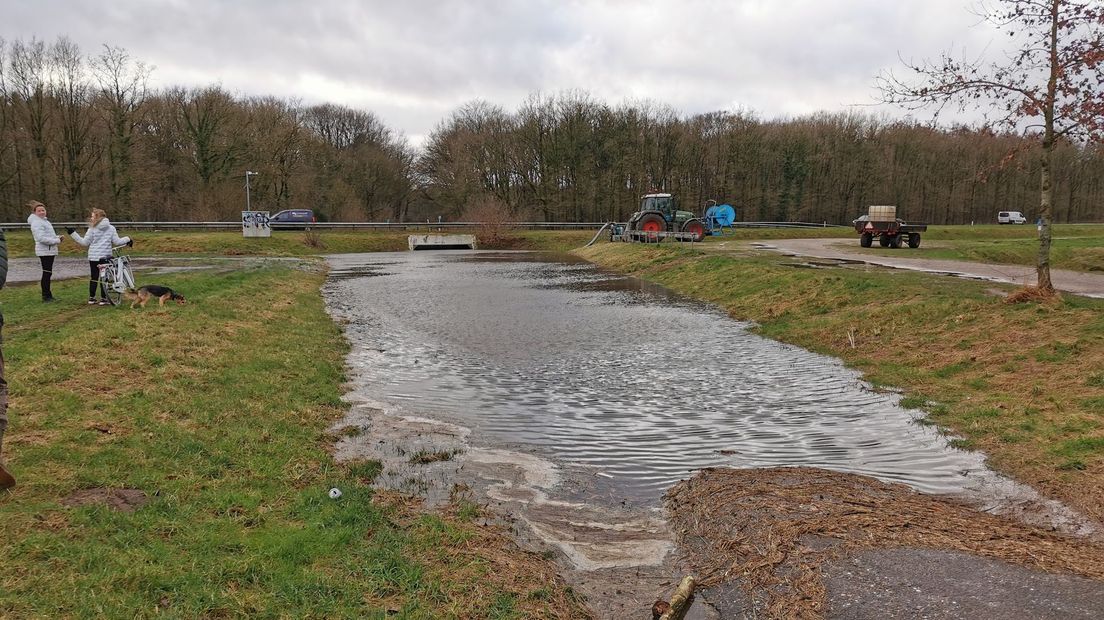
left=626, top=193, right=707, bottom=241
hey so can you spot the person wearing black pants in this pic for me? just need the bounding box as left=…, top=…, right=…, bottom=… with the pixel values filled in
left=88, top=257, right=110, bottom=300
left=39, top=255, right=55, bottom=299
left=27, top=201, right=62, bottom=302
left=68, top=209, right=131, bottom=305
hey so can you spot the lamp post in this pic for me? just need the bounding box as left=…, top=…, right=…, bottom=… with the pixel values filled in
left=244, top=171, right=259, bottom=210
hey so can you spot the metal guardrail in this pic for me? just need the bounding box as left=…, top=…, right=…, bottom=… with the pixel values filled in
left=1, top=220, right=848, bottom=231
left=728, top=222, right=849, bottom=229
left=0, top=221, right=610, bottom=231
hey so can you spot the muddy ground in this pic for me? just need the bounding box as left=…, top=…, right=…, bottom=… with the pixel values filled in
left=328, top=404, right=706, bottom=619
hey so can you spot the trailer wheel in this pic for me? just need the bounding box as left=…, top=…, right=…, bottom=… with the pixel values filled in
left=860, top=233, right=873, bottom=248
left=878, top=234, right=890, bottom=247
left=637, top=213, right=666, bottom=233
left=908, top=233, right=921, bottom=248
left=889, top=235, right=902, bottom=249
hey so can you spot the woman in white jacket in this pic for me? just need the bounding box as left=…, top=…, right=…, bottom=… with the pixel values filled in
left=27, top=201, right=62, bottom=302
left=68, top=208, right=132, bottom=305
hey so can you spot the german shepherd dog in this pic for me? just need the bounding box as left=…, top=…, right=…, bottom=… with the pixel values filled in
left=124, top=285, right=187, bottom=308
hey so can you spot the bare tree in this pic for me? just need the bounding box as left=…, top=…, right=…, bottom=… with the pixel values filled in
left=878, top=0, right=1104, bottom=292
left=8, top=37, right=51, bottom=202
left=51, top=37, right=102, bottom=216
left=91, top=44, right=151, bottom=216
left=171, top=85, right=245, bottom=215
left=302, top=103, right=389, bottom=150
left=0, top=38, right=19, bottom=210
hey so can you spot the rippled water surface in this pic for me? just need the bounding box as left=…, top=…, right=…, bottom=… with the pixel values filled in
left=324, top=251, right=1018, bottom=503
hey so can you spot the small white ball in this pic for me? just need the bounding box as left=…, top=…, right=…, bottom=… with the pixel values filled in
left=328, top=487, right=342, bottom=500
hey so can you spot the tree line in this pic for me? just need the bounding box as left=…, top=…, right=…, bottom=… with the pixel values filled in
left=421, top=92, right=1104, bottom=224
left=2, top=37, right=1102, bottom=225
left=0, top=36, right=415, bottom=223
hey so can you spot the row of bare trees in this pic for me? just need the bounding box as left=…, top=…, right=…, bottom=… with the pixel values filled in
left=419, top=92, right=1104, bottom=225
left=0, top=36, right=415, bottom=222
left=3, top=36, right=1102, bottom=226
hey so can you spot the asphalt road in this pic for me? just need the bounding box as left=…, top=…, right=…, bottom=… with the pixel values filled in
left=749, top=238, right=1104, bottom=298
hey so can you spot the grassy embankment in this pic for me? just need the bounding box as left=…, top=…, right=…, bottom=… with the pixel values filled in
left=0, top=267, right=586, bottom=618
left=4, top=229, right=594, bottom=258
left=577, top=243, right=1104, bottom=523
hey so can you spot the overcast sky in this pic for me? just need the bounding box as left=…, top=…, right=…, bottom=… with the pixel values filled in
left=3, top=0, right=1002, bottom=147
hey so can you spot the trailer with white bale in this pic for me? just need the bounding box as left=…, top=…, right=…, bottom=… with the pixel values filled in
left=852, top=205, right=928, bottom=249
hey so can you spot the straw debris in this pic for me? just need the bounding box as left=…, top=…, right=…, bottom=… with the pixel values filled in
left=666, top=467, right=1104, bottom=618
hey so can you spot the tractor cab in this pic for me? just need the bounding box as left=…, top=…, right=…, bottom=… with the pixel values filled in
left=640, top=193, right=696, bottom=226
left=641, top=193, right=676, bottom=215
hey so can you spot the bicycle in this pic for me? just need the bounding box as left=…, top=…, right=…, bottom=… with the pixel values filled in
left=97, top=246, right=136, bottom=306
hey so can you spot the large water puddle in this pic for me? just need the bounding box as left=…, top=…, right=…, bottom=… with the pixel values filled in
left=323, top=250, right=1088, bottom=617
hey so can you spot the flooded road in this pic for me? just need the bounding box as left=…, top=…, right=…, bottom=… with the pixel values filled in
left=322, top=250, right=1087, bottom=617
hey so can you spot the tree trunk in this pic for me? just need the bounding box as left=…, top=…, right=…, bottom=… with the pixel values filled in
left=1037, top=146, right=1054, bottom=291
left=1036, top=0, right=1059, bottom=293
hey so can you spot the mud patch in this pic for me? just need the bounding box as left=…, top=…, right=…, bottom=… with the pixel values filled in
left=371, top=489, right=592, bottom=618
left=62, top=488, right=148, bottom=512
left=667, top=467, right=1104, bottom=618
left=330, top=404, right=698, bottom=619
left=409, top=448, right=461, bottom=464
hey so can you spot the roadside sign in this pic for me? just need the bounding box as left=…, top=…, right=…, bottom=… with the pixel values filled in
left=242, top=211, right=271, bottom=238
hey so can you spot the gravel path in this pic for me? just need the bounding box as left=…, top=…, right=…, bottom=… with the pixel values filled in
left=747, top=238, right=1104, bottom=298
left=5, top=256, right=310, bottom=287
left=4, top=256, right=119, bottom=285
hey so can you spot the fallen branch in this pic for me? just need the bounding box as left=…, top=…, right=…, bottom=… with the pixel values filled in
left=656, top=575, right=696, bottom=620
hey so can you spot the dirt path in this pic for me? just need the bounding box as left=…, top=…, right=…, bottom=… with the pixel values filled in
left=4, top=256, right=308, bottom=286
left=743, top=238, right=1104, bottom=298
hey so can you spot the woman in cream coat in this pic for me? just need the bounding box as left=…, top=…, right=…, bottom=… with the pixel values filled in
left=27, top=201, right=62, bottom=302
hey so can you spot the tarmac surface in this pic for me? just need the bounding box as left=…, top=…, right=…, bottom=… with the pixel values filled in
left=746, top=238, right=1104, bottom=298
left=822, top=548, right=1104, bottom=619
left=4, top=256, right=306, bottom=287
left=6, top=256, right=107, bottom=284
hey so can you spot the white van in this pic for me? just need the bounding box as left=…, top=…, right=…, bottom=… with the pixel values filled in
left=998, top=211, right=1027, bottom=224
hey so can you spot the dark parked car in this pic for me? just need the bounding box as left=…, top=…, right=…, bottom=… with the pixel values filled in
left=270, top=209, right=316, bottom=229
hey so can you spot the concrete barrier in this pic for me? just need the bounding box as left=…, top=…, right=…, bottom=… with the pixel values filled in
left=408, top=234, right=477, bottom=250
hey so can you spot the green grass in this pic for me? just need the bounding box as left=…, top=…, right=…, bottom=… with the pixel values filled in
left=4, top=229, right=595, bottom=259
left=0, top=267, right=585, bottom=618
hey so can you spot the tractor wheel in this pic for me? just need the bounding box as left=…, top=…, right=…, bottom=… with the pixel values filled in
left=860, top=233, right=873, bottom=247
left=878, top=234, right=890, bottom=247
left=888, top=235, right=902, bottom=249
left=637, top=213, right=666, bottom=233
left=682, top=219, right=706, bottom=241
left=908, top=233, right=921, bottom=248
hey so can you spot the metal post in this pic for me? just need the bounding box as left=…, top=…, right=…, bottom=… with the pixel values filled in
left=245, top=171, right=258, bottom=210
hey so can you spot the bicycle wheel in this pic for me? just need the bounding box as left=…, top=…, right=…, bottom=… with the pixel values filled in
left=100, top=268, right=123, bottom=306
